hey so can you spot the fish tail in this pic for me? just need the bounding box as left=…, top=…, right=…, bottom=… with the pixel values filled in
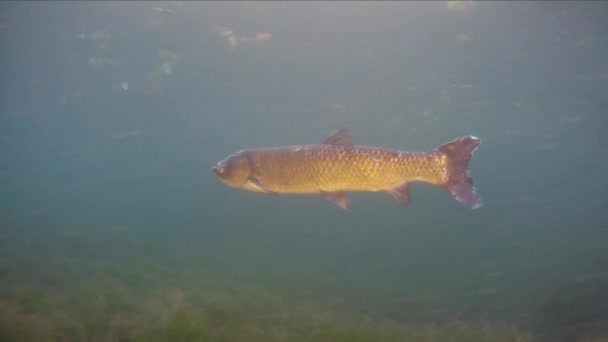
left=436, top=136, right=482, bottom=209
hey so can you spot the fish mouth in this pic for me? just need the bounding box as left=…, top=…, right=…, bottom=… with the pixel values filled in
left=212, top=162, right=226, bottom=177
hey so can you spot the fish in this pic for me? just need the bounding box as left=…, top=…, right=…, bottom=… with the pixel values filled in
left=212, top=128, right=482, bottom=210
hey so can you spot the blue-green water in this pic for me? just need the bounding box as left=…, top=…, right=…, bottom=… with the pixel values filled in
left=1, top=1, right=607, bottom=341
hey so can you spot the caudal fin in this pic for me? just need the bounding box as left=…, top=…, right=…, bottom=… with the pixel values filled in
left=437, top=136, right=482, bottom=209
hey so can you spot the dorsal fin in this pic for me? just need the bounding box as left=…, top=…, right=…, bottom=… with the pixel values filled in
left=322, top=128, right=353, bottom=146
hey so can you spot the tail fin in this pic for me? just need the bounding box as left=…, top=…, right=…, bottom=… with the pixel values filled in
left=437, top=136, right=482, bottom=209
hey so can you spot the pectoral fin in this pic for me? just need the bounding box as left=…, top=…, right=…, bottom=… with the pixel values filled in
left=320, top=190, right=349, bottom=210
left=387, top=183, right=411, bottom=206
left=249, top=177, right=276, bottom=193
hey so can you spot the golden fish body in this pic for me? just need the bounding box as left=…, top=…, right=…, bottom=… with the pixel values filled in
left=213, top=129, right=481, bottom=209
left=241, top=145, right=446, bottom=193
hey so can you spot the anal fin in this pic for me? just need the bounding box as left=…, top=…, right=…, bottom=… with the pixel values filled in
left=387, top=183, right=411, bottom=206
left=320, top=190, right=349, bottom=210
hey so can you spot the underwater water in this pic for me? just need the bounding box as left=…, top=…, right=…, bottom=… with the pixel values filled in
left=1, top=1, right=607, bottom=341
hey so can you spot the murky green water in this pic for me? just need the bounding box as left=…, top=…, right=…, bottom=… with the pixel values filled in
left=1, top=1, right=607, bottom=341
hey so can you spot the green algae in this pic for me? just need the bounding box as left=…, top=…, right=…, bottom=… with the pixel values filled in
left=0, top=225, right=538, bottom=341
left=0, top=282, right=535, bottom=342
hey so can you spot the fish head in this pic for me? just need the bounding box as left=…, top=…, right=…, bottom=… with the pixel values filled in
left=213, top=151, right=251, bottom=188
